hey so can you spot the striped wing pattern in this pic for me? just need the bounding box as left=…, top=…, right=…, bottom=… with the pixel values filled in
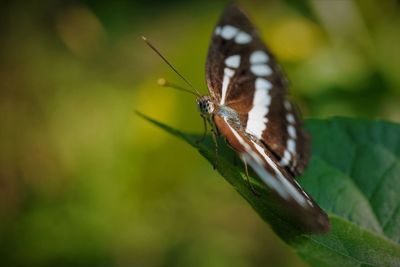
left=206, top=4, right=309, bottom=176
left=206, top=4, right=329, bottom=233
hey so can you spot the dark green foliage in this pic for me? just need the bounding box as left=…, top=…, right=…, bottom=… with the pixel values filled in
left=138, top=112, right=400, bottom=267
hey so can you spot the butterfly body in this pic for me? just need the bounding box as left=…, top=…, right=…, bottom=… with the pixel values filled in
left=197, top=97, right=241, bottom=128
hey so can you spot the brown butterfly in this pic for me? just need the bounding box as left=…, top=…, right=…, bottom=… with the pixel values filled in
left=144, top=4, right=330, bottom=233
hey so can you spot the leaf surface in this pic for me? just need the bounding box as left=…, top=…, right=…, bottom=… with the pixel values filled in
left=138, top=113, right=400, bottom=267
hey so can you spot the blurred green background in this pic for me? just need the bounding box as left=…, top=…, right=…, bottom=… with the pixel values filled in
left=1, top=0, right=399, bottom=266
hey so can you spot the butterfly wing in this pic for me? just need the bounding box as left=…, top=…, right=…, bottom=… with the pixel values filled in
left=207, top=4, right=329, bottom=233
left=213, top=115, right=329, bottom=233
left=206, top=4, right=309, bottom=176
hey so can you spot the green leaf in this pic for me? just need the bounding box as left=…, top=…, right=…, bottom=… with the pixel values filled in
left=137, top=112, right=400, bottom=267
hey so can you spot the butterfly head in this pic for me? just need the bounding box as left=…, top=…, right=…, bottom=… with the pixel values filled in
left=197, top=96, right=215, bottom=115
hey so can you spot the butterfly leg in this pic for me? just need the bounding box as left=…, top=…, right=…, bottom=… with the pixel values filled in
left=196, top=115, right=208, bottom=144
left=242, top=157, right=261, bottom=196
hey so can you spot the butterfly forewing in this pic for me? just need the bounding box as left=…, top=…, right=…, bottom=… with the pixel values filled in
left=206, top=4, right=309, bottom=177
left=206, top=4, right=329, bottom=233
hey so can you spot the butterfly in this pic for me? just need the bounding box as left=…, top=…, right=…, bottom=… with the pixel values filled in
left=144, top=4, right=330, bottom=234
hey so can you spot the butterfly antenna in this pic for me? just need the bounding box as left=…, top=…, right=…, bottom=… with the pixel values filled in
left=142, top=36, right=201, bottom=97
left=157, top=78, right=199, bottom=97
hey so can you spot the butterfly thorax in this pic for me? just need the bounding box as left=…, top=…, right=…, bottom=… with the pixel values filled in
left=216, top=104, right=242, bottom=129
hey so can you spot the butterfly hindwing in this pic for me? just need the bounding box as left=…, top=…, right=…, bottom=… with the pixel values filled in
left=213, top=115, right=329, bottom=233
